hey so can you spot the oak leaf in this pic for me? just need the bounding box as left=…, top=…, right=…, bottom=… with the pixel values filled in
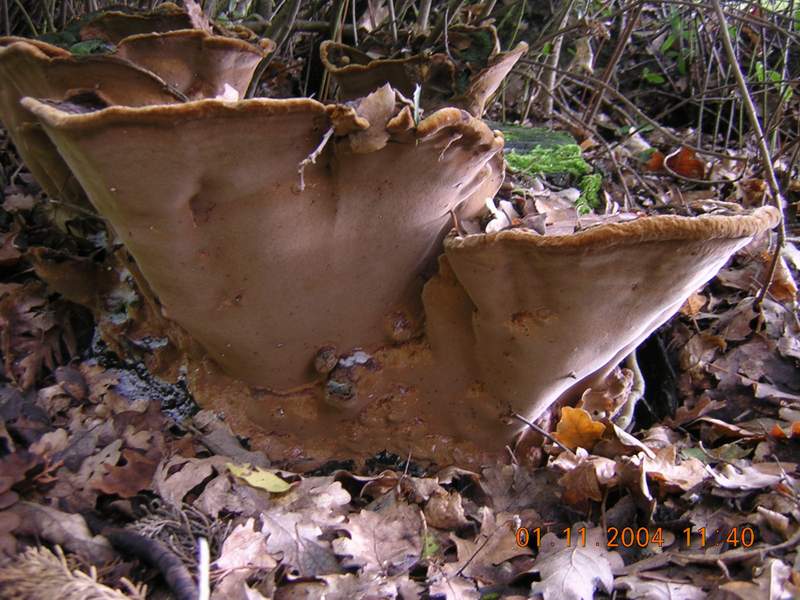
left=554, top=407, right=606, bottom=451
left=529, top=525, right=623, bottom=600
left=332, top=500, right=422, bottom=576
left=666, top=147, right=705, bottom=179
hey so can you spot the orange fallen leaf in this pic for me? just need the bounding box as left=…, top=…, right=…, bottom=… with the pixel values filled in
left=666, top=147, right=705, bottom=179
left=770, top=423, right=788, bottom=438
left=554, top=407, right=606, bottom=451
left=642, top=149, right=664, bottom=172
left=737, top=178, right=767, bottom=207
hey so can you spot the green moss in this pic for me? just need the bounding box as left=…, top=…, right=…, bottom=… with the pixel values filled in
left=493, top=124, right=576, bottom=148
left=502, top=127, right=603, bottom=214
left=577, top=173, right=602, bottom=214
left=506, top=145, right=591, bottom=178
left=69, top=39, right=114, bottom=55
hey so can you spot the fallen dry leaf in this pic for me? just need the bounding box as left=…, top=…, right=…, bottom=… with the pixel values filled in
left=214, top=517, right=277, bottom=593
left=93, top=448, right=161, bottom=498
left=615, top=575, right=705, bottom=599
left=665, top=147, right=705, bottom=179
left=554, top=407, right=606, bottom=451
left=424, top=489, right=470, bottom=530
left=262, top=510, right=340, bottom=577
left=554, top=449, right=618, bottom=507
left=227, top=462, right=291, bottom=494
left=718, top=557, right=796, bottom=599
left=333, top=499, right=422, bottom=576
left=444, top=507, right=532, bottom=583
left=708, top=463, right=789, bottom=491
left=679, top=291, right=707, bottom=317
left=9, top=501, right=115, bottom=563
left=529, top=525, right=623, bottom=600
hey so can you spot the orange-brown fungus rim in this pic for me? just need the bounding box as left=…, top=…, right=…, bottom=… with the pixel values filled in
left=446, top=206, right=781, bottom=251
left=116, top=28, right=267, bottom=56
left=0, top=40, right=185, bottom=101
left=0, top=36, right=70, bottom=57
left=21, top=96, right=504, bottom=149
left=320, top=40, right=430, bottom=74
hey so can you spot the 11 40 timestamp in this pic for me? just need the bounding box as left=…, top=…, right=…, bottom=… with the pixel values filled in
left=516, top=526, right=756, bottom=549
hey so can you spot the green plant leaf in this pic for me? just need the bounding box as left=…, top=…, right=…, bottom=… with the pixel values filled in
left=642, top=67, right=666, bottom=85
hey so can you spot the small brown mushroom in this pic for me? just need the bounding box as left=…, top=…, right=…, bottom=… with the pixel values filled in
left=320, top=26, right=528, bottom=116
left=116, top=30, right=270, bottom=100
left=79, top=2, right=193, bottom=44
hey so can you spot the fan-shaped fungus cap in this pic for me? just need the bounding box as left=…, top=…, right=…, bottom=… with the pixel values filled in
left=116, top=30, right=271, bottom=100
left=0, top=38, right=182, bottom=205
left=321, top=27, right=527, bottom=116
left=22, top=88, right=503, bottom=390
left=429, top=207, right=781, bottom=431
left=79, top=2, right=193, bottom=44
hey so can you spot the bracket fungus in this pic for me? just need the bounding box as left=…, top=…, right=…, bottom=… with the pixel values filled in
left=427, top=208, right=781, bottom=432
left=0, top=30, right=268, bottom=210
left=23, top=87, right=504, bottom=393
left=321, top=26, right=528, bottom=116
left=0, top=32, right=783, bottom=468
left=79, top=2, right=194, bottom=44
left=116, top=30, right=271, bottom=100
left=0, top=37, right=182, bottom=207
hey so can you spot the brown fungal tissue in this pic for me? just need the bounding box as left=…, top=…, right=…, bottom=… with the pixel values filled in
left=78, top=2, right=194, bottom=44
left=0, top=37, right=182, bottom=207
left=321, top=26, right=528, bottom=116
left=0, top=29, right=269, bottom=211
left=23, top=88, right=504, bottom=393
left=0, top=28, right=782, bottom=467
left=427, top=208, right=780, bottom=431
left=116, top=30, right=271, bottom=100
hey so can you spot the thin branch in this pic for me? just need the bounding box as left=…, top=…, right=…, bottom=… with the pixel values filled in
left=297, top=127, right=334, bottom=192
left=583, top=1, right=643, bottom=126
left=512, top=412, right=575, bottom=456
left=710, top=0, right=786, bottom=311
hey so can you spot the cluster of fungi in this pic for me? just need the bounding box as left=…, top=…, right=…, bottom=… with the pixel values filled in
left=0, top=3, right=778, bottom=469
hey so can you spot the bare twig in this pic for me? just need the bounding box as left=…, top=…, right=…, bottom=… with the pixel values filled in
left=583, top=1, right=643, bottom=127
left=710, top=0, right=786, bottom=311
left=542, top=0, right=575, bottom=118
left=511, top=412, right=575, bottom=456
left=417, top=0, right=432, bottom=35
left=297, top=127, right=334, bottom=192
left=387, top=0, right=397, bottom=43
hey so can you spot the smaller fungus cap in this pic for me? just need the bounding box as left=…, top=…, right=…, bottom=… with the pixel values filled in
left=321, top=27, right=528, bottom=116
left=116, top=30, right=270, bottom=100
left=79, top=2, right=193, bottom=44
left=0, top=38, right=182, bottom=205
left=430, top=207, right=781, bottom=427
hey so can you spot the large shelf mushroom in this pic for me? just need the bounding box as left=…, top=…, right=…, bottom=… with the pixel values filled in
left=22, top=89, right=503, bottom=390
left=0, top=22, right=783, bottom=467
